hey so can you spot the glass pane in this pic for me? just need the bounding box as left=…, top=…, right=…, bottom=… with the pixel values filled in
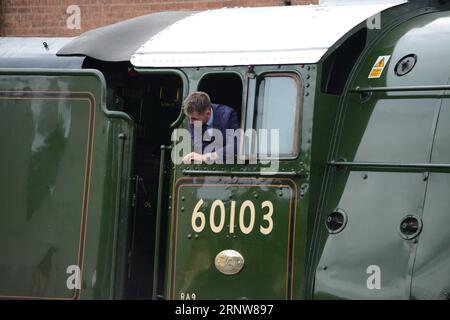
left=255, top=76, right=298, bottom=157
left=243, top=77, right=257, bottom=158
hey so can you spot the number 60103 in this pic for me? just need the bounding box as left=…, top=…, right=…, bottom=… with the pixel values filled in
left=190, top=199, right=274, bottom=235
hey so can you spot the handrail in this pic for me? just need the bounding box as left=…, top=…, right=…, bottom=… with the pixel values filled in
left=182, top=169, right=307, bottom=177
left=329, top=160, right=450, bottom=170
left=111, top=132, right=127, bottom=299
left=152, top=145, right=169, bottom=300
left=350, top=85, right=450, bottom=93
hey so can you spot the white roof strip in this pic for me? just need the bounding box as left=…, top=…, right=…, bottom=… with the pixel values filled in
left=131, top=1, right=406, bottom=68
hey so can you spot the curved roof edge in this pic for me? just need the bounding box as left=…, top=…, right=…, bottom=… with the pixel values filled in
left=131, top=1, right=407, bottom=68
left=57, top=11, right=195, bottom=62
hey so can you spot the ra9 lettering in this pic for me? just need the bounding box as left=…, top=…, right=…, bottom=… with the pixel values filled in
left=191, top=199, right=274, bottom=235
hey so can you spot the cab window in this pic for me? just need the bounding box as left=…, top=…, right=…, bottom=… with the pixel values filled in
left=244, top=73, right=301, bottom=159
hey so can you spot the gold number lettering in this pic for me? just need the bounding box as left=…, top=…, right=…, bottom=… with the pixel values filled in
left=191, top=198, right=275, bottom=235
left=229, top=201, right=236, bottom=234
left=191, top=199, right=205, bottom=233
left=210, top=200, right=225, bottom=233
left=260, top=201, right=274, bottom=235
left=239, top=200, right=255, bottom=234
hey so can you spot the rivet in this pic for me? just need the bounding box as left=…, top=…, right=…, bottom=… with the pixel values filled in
left=195, top=234, right=199, bottom=239
left=181, top=196, right=185, bottom=201
left=181, top=207, right=185, bottom=212
left=187, top=234, right=192, bottom=239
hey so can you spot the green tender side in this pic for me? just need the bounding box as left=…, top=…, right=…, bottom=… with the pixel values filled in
left=0, top=69, right=134, bottom=299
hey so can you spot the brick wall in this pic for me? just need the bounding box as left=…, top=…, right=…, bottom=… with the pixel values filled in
left=0, top=0, right=318, bottom=37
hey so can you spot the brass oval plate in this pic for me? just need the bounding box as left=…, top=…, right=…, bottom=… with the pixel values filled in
left=214, top=250, right=245, bottom=275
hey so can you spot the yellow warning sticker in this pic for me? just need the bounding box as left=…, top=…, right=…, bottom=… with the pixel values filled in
left=368, top=55, right=391, bottom=79
left=375, top=58, right=385, bottom=68
left=369, top=68, right=383, bottom=78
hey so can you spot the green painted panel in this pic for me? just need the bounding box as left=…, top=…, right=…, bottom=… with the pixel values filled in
left=167, top=177, right=297, bottom=300
left=411, top=97, right=450, bottom=299
left=0, top=94, right=90, bottom=299
left=411, top=173, right=450, bottom=300
left=315, top=171, right=425, bottom=299
left=430, top=97, right=450, bottom=163
left=336, top=95, right=440, bottom=163
left=0, top=70, right=135, bottom=299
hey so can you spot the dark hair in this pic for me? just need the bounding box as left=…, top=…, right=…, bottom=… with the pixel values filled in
left=183, top=91, right=211, bottom=115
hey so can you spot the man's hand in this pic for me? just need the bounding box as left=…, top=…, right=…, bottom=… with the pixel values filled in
left=182, top=152, right=218, bottom=164
left=182, top=152, right=204, bottom=164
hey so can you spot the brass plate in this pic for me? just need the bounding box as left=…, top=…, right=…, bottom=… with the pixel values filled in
left=214, top=249, right=245, bottom=275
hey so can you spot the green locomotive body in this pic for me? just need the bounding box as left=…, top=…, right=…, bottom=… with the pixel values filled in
left=0, top=0, right=449, bottom=300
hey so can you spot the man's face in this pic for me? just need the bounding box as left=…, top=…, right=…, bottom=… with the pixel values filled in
left=187, top=109, right=211, bottom=125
